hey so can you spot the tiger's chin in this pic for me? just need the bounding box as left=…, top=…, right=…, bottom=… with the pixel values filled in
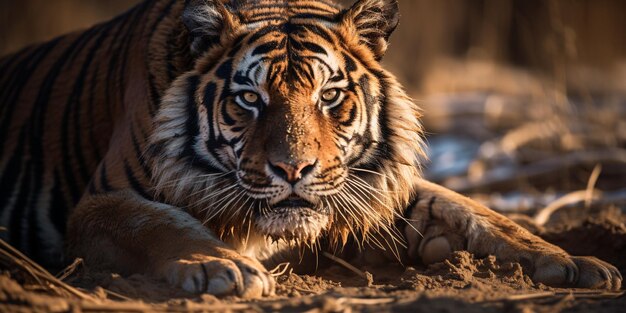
left=255, top=198, right=329, bottom=244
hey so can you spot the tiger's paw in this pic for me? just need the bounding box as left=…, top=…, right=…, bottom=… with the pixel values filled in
left=531, top=254, right=622, bottom=290
left=160, top=254, right=275, bottom=298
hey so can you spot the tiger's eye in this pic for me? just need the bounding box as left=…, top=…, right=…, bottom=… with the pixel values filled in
left=321, top=89, right=340, bottom=102
left=242, top=91, right=259, bottom=104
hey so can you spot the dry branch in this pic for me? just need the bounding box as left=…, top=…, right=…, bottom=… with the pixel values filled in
left=447, top=148, right=626, bottom=193
left=322, top=252, right=368, bottom=279
left=0, top=239, right=94, bottom=301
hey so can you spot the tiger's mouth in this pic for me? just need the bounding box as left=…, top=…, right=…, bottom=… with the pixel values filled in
left=273, top=196, right=316, bottom=210
left=255, top=195, right=329, bottom=243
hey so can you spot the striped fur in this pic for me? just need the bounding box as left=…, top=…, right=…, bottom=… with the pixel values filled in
left=1, top=0, right=620, bottom=296
left=0, top=0, right=188, bottom=269
left=0, top=0, right=421, bottom=275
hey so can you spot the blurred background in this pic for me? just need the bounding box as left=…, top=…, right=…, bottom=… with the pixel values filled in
left=2, top=1, right=625, bottom=83
left=1, top=0, right=625, bottom=227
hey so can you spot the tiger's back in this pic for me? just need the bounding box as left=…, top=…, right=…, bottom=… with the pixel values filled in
left=0, top=0, right=186, bottom=269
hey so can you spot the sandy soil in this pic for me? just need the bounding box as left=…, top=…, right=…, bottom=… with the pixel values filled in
left=1, top=204, right=624, bottom=313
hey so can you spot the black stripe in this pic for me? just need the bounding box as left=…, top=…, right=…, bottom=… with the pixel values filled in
left=299, top=24, right=334, bottom=42
left=99, top=161, right=113, bottom=192
left=267, top=59, right=284, bottom=84
left=246, top=16, right=288, bottom=24
left=203, top=82, right=218, bottom=141
left=0, top=47, right=32, bottom=91
left=124, top=160, right=153, bottom=200
left=405, top=192, right=420, bottom=219
left=88, top=180, right=98, bottom=195
left=63, top=25, right=114, bottom=204
left=302, top=61, right=317, bottom=80
left=285, top=45, right=310, bottom=84
left=291, top=13, right=338, bottom=23
left=244, top=11, right=289, bottom=21
left=393, top=194, right=418, bottom=252
left=427, top=197, right=436, bottom=219
left=302, top=55, right=333, bottom=71
left=86, top=66, right=103, bottom=160
left=183, top=75, right=224, bottom=173
left=220, top=95, right=237, bottom=126
left=165, top=28, right=179, bottom=82
left=0, top=130, right=27, bottom=246
left=21, top=164, right=36, bottom=258
left=375, top=77, right=394, bottom=160
left=252, top=40, right=283, bottom=56
left=116, top=3, right=146, bottom=112
left=103, top=0, right=151, bottom=118
left=104, top=8, right=135, bottom=121
left=37, top=28, right=101, bottom=207
left=131, top=126, right=153, bottom=180
left=332, top=125, right=350, bottom=140
left=184, top=75, right=202, bottom=153
left=243, top=3, right=336, bottom=13
left=338, top=102, right=357, bottom=126
left=300, top=42, right=327, bottom=55
left=14, top=26, right=101, bottom=260
left=49, top=171, right=69, bottom=236
left=299, top=64, right=315, bottom=86
left=0, top=38, right=62, bottom=156
left=215, top=59, right=233, bottom=80
left=146, top=0, right=177, bottom=116
left=290, top=6, right=336, bottom=15
left=226, top=34, right=247, bottom=58
left=247, top=25, right=283, bottom=45
left=233, top=72, right=254, bottom=86
left=330, top=72, right=345, bottom=82
left=247, top=13, right=337, bottom=25
left=349, top=76, right=376, bottom=159
left=342, top=52, right=357, bottom=73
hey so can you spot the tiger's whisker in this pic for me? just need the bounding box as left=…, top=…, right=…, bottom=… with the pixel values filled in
left=349, top=167, right=386, bottom=178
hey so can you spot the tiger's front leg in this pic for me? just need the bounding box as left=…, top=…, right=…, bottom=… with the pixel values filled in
left=66, top=191, right=274, bottom=298
left=401, top=179, right=622, bottom=290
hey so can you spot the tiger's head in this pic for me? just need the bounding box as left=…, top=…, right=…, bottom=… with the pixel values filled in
left=150, top=0, right=424, bottom=250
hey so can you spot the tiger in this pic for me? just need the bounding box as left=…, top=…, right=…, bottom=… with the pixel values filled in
left=0, top=0, right=621, bottom=298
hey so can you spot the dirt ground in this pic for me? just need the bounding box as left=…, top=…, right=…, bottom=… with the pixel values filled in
left=1, top=205, right=625, bottom=312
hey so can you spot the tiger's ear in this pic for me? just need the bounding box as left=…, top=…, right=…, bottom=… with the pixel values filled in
left=182, top=0, right=241, bottom=56
left=342, top=0, right=399, bottom=60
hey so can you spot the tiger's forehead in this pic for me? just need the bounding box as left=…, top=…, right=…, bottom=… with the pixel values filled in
left=234, top=0, right=342, bottom=24
left=230, top=23, right=345, bottom=92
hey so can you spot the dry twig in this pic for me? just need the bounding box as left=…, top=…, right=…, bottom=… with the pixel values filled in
left=0, top=239, right=94, bottom=301
left=449, top=148, right=626, bottom=193
left=56, top=258, right=84, bottom=281
left=534, top=189, right=602, bottom=226
left=269, top=262, right=291, bottom=277
left=585, top=164, right=602, bottom=209
left=322, top=252, right=368, bottom=279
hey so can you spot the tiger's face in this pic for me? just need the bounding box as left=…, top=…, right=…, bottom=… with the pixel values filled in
left=152, top=0, right=424, bottom=247
left=202, top=23, right=387, bottom=241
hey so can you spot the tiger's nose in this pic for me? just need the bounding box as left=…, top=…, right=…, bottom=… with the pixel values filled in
left=268, top=159, right=317, bottom=184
